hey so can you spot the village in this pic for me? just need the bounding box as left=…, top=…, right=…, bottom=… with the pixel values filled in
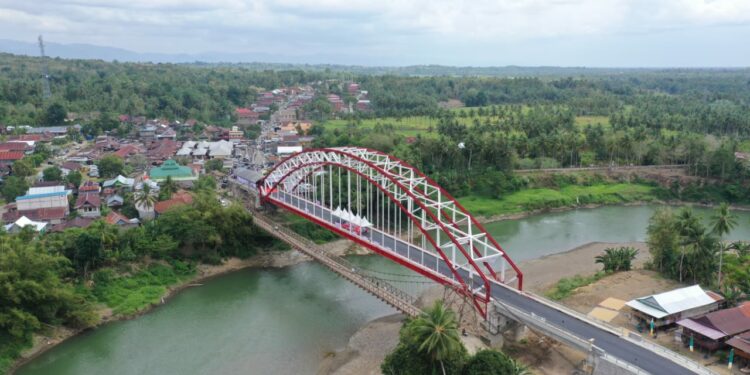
left=0, top=81, right=371, bottom=234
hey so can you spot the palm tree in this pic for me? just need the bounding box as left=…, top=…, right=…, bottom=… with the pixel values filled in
left=134, top=183, right=157, bottom=211
left=711, top=203, right=737, bottom=287
left=160, top=175, right=178, bottom=200
left=595, top=247, right=639, bottom=272
left=676, top=207, right=707, bottom=283
left=409, top=300, right=462, bottom=375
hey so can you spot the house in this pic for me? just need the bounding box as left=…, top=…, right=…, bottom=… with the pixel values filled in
left=4, top=216, right=47, bottom=233
left=276, top=108, right=296, bottom=122
left=221, top=126, right=243, bottom=141
left=235, top=108, right=260, bottom=126
left=74, top=193, right=101, bottom=218
left=327, top=94, right=344, bottom=112
left=114, top=144, right=141, bottom=159
left=149, top=159, right=198, bottom=182
left=139, top=125, right=157, bottom=141
left=103, top=175, right=135, bottom=190
left=156, top=128, right=177, bottom=140
left=727, top=332, right=750, bottom=364
left=2, top=204, right=68, bottom=225
left=105, top=211, right=138, bottom=228
left=79, top=181, right=101, bottom=193
left=235, top=168, right=262, bottom=187
left=677, top=302, right=750, bottom=351
left=50, top=217, right=95, bottom=232
left=154, top=191, right=193, bottom=215
left=626, top=285, right=724, bottom=328
left=61, top=161, right=83, bottom=175
left=106, top=195, right=124, bottom=207
left=0, top=151, right=24, bottom=163
left=356, top=100, right=371, bottom=111
left=146, top=139, right=180, bottom=163
left=16, top=186, right=71, bottom=212
left=0, top=142, right=33, bottom=154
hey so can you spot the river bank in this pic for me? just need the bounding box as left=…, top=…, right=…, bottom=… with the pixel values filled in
left=474, top=199, right=750, bottom=224
left=320, top=240, right=653, bottom=375
left=8, top=238, right=364, bottom=374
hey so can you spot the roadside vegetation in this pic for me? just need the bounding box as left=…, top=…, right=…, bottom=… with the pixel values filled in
left=381, top=301, right=528, bottom=375
left=647, top=203, right=749, bottom=301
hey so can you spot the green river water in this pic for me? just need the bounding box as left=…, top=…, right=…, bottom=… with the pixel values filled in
left=15, top=205, right=750, bottom=375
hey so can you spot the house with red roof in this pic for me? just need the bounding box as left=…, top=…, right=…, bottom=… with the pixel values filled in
left=0, top=152, right=24, bottom=163
left=2, top=204, right=67, bottom=224
left=154, top=191, right=193, bottom=215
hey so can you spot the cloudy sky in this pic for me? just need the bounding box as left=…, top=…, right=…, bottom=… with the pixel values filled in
left=1, top=0, right=749, bottom=67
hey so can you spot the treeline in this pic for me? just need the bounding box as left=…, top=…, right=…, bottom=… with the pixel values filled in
left=0, top=188, right=279, bottom=372
left=647, top=204, right=748, bottom=301
left=356, top=71, right=750, bottom=126
left=0, top=53, right=331, bottom=125
left=313, top=105, right=750, bottom=200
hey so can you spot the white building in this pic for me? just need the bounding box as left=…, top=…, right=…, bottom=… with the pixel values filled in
left=16, top=186, right=71, bottom=212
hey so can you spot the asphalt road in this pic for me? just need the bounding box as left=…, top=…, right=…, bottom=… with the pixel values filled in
left=272, top=191, right=698, bottom=375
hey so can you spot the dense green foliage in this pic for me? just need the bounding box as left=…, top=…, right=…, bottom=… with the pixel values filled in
left=382, top=301, right=526, bottom=375
left=647, top=205, right=747, bottom=291
left=0, top=183, right=282, bottom=372
left=0, top=53, right=333, bottom=125
left=595, top=247, right=639, bottom=272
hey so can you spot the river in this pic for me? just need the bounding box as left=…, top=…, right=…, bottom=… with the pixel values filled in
left=15, top=205, right=750, bottom=375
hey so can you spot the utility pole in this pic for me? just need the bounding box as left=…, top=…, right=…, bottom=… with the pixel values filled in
left=38, top=35, right=52, bottom=100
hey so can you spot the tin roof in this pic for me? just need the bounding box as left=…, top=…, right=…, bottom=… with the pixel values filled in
left=626, top=285, right=718, bottom=319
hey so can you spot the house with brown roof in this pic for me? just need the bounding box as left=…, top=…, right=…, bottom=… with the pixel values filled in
left=50, top=217, right=95, bottom=232
left=146, top=139, right=180, bottom=164
left=74, top=192, right=101, bottom=218
left=677, top=302, right=750, bottom=351
left=727, top=331, right=750, bottom=364
left=2, top=204, right=67, bottom=224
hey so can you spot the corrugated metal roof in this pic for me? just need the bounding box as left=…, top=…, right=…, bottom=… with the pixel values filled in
left=728, top=332, right=750, bottom=354
left=677, top=318, right=726, bottom=340
left=626, top=285, right=716, bottom=319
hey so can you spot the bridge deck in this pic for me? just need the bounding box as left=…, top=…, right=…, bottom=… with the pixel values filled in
left=265, top=190, right=712, bottom=375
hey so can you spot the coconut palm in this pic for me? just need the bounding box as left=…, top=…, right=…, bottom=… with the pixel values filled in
left=134, top=183, right=157, bottom=211
left=160, top=176, right=178, bottom=200
left=676, top=208, right=703, bottom=283
left=711, top=203, right=737, bottom=287
left=409, top=300, right=462, bottom=375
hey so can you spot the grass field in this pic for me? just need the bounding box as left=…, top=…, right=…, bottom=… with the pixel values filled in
left=458, top=183, right=658, bottom=217
left=322, top=113, right=610, bottom=137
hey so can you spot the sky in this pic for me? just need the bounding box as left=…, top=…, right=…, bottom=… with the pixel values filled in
left=1, top=0, right=749, bottom=67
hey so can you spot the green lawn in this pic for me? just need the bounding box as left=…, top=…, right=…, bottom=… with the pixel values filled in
left=322, top=113, right=602, bottom=137
left=92, top=262, right=195, bottom=316
left=458, top=183, right=658, bottom=217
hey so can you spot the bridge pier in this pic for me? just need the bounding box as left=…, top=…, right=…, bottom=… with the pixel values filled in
left=481, top=302, right=528, bottom=349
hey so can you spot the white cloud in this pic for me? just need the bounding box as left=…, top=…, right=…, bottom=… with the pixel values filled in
left=0, top=0, right=748, bottom=65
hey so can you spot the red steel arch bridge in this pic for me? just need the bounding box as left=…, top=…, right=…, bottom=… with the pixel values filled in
left=254, top=147, right=709, bottom=375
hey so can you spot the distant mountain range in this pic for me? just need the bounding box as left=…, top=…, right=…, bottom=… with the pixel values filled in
left=2, top=38, right=748, bottom=77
